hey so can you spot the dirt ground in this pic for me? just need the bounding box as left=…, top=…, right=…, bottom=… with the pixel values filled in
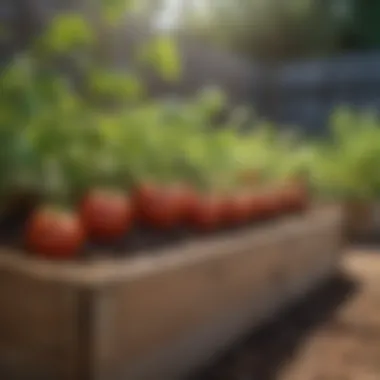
left=196, top=248, right=380, bottom=380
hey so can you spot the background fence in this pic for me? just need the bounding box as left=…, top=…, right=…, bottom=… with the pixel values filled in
left=261, top=52, right=380, bottom=135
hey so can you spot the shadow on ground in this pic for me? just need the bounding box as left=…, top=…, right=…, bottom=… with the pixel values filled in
left=350, top=234, right=380, bottom=247
left=189, top=273, right=359, bottom=380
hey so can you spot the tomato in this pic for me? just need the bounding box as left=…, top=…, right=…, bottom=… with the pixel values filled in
left=279, top=185, right=294, bottom=212
left=268, top=187, right=288, bottom=216
left=249, top=192, right=266, bottom=220
left=166, top=183, right=198, bottom=219
left=291, top=183, right=309, bottom=211
left=282, top=181, right=309, bottom=212
left=188, top=193, right=223, bottom=231
left=133, top=183, right=184, bottom=229
left=132, top=182, right=159, bottom=214
left=133, top=182, right=158, bottom=222
left=80, top=189, right=133, bottom=242
left=223, top=192, right=252, bottom=225
left=26, top=206, right=85, bottom=259
left=258, top=188, right=283, bottom=219
left=177, top=184, right=201, bottom=221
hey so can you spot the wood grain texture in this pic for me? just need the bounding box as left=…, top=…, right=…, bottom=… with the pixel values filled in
left=0, top=272, right=81, bottom=379
left=89, top=206, right=344, bottom=380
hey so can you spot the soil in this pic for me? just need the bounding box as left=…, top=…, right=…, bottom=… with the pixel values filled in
left=190, top=249, right=380, bottom=380
left=0, top=205, right=306, bottom=258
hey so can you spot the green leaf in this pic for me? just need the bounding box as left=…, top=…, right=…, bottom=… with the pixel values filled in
left=87, top=68, right=144, bottom=102
left=197, top=87, right=227, bottom=118
left=139, top=35, right=181, bottom=82
left=101, top=0, right=135, bottom=24
left=37, top=13, right=94, bottom=55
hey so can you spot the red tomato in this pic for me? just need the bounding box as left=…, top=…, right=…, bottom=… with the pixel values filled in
left=26, top=206, right=85, bottom=259
left=174, top=184, right=199, bottom=220
left=133, top=183, right=184, bottom=229
left=259, top=188, right=283, bottom=218
left=188, top=194, right=223, bottom=231
left=282, top=181, right=309, bottom=212
left=249, top=192, right=266, bottom=220
left=223, top=192, right=252, bottom=225
left=270, top=187, right=289, bottom=215
left=292, top=183, right=309, bottom=211
left=279, top=185, right=294, bottom=212
left=80, top=189, right=133, bottom=242
left=132, top=182, right=159, bottom=214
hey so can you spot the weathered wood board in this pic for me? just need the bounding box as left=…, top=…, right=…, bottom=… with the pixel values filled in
left=0, top=206, right=343, bottom=380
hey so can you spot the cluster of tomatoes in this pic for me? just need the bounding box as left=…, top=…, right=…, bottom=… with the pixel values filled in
left=25, top=181, right=309, bottom=260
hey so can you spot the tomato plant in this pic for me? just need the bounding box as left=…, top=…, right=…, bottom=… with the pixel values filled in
left=0, top=1, right=342, bottom=261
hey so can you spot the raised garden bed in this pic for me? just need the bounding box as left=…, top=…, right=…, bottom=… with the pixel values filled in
left=0, top=205, right=343, bottom=380
left=343, top=202, right=373, bottom=241
left=343, top=201, right=380, bottom=242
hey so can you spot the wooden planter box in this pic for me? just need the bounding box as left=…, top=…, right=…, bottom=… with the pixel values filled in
left=0, top=206, right=343, bottom=380
left=343, top=201, right=379, bottom=241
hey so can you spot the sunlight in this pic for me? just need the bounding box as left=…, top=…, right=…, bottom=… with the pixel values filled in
left=155, top=0, right=206, bottom=29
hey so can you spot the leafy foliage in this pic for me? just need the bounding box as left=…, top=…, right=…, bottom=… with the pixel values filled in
left=2, top=4, right=380, bottom=213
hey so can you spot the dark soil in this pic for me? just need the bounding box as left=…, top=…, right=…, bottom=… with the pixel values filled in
left=0, top=205, right=307, bottom=259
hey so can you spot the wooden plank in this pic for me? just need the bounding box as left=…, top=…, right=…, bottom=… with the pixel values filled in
left=0, top=272, right=82, bottom=379
left=88, top=206, right=343, bottom=380
left=0, top=206, right=341, bottom=287
left=0, top=205, right=343, bottom=380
